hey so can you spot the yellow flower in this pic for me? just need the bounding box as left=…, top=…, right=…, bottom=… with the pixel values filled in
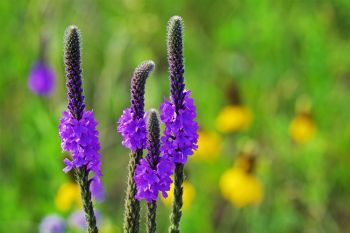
left=162, top=181, right=195, bottom=210
left=289, top=114, right=315, bottom=143
left=193, top=131, right=222, bottom=161
left=216, top=105, right=252, bottom=133
left=55, top=182, right=82, bottom=212
left=219, top=168, right=263, bottom=208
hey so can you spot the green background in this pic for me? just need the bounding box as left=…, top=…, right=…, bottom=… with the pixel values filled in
left=1, top=0, right=350, bottom=232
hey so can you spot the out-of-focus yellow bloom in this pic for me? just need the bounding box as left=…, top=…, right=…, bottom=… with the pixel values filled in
left=216, top=105, right=252, bottom=133
left=193, top=131, right=222, bottom=161
left=219, top=168, right=263, bottom=208
left=289, top=114, right=315, bottom=144
left=55, top=182, right=82, bottom=212
left=162, top=181, right=195, bottom=210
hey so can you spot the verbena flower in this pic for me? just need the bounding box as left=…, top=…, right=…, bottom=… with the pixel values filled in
left=160, top=91, right=198, bottom=164
left=59, top=26, right=102, bottom=233
left=59, top=110, right=102, bottom=178
left=117, top=61, right=154, bottom=151
left=117, top=108, right=146, bottom=151
left=120, top=61, right=155, bottom=233
left=39, top=215, right=66, bottom=233
left=28, top=61, right=55, bottom=96
left=134, top=110, right=174, bottom=202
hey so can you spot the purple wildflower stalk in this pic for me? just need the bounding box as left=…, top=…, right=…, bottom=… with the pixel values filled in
left=119, top=61, right=155, bottom=233
left=134, top=109, right=174, bottom=233
left=59, top=25, right=100, bottom=233
left=161, top=16, right=199, bottom=233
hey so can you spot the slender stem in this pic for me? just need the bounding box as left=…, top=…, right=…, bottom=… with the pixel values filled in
left=75, top=166, right=98, bottom=233
left=169, top=163, right=184, bottom=233
left=147, top=201, right=157, bottom=233
left=123, top=150, right=142, bottom=233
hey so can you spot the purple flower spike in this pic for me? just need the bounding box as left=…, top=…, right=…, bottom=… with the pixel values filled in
left=64, top=25, right=85, bottom=120
left=135, top=109, right=174, bottom=202
left=117, top=61, right=155, bottom=151
left=160, top=16, right=199, bottom=164
left=39, top=214, right=66, bottom=233
left=29, top=61, right=56, bottom=96
left=60, top=25, right=101, bottom=233
left=59, top=110, right=102, bottom=177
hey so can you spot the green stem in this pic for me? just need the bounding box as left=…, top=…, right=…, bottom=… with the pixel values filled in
left=169, top=163, right=184, bottom=233
left=147, top=201, right=157, bottom=233
left=75, top=166, right=98, bottom=233
left=123, top=150, right=142, bottom=233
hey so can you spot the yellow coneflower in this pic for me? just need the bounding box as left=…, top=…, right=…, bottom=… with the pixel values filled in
left=219, top=168, right=263, bottom=208
left=289, top=114, right=315, bottom=144
left=54, top=182, right=82, bottom=212
left=193, top=131, right=222, bottom=161
left=162, top=181, right=195, bottom=210
left=215, top=105, right=252, bottom=133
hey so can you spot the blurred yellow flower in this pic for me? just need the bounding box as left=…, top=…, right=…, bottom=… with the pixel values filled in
left=216, top=105, right=252, bottom=133
left=289, top=114, right=315, bottom=143
left=55, top=182, right=82, bottom=212
left=219, top=168, right=263, bottom=208
left=162, top=181, right=195, bottom=210
left=193, top=131, right=222, bottom=161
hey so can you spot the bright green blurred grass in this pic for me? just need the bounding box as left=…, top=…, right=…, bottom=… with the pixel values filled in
left=1, top=0, right=350, bottom=232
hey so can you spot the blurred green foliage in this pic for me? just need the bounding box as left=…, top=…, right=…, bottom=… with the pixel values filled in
left=1, top=0, right=350, bottom=232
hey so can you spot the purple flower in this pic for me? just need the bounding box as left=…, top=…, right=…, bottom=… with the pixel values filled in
left=39, top=215, right=66, bottom=233
left=58, top=110, right=102, bottom=180
left=134, top=109, right=174, bottom=202
left=117, top=108, right=147, bottom=151
left=68, top=210, right=101, bottom=230
left=117, top=61, right=154, bottom=151
left=160, top=91, right=198, bottom=164
left=90, top=176, right=105, bottom=201
left=28, top=61, right=55, bottom=96
left=161, top=16, right=198, bottom=165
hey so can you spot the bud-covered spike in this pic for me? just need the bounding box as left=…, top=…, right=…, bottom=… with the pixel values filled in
left=146, top=109, right=161, bottom=168
left=64, top=25, right=85, bottom=120
left=130, top=60, right=155, bottom=119
left=167, top=16, right=185, bottom=112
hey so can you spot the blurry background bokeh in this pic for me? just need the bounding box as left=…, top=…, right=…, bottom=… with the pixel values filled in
left=1, top=0, right=350, bottom=232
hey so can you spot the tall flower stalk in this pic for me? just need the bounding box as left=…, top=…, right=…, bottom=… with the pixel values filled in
left=118, top=61, right=155, bottom=233
left=134, top=109, right=174, bottom=233
left=160, top=16, right=198, bottom=233
left=59, top=25, right=102, bottom=233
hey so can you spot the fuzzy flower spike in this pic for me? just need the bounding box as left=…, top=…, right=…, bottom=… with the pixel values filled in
left=118, top=60, right=155, bottom=233
left=135, top=109, right=174, bottom=233
left=160, top=16, right=198, bottom=233
left=58, top=25, right=102, bottom=233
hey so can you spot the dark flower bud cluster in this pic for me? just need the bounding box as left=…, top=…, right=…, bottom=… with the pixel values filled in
left=64, top=25, right=85, bottom=120
left=117, top=61, right=155, bottom=151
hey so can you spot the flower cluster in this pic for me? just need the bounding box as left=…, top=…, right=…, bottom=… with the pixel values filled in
left=28, top=61, right=56, bottom=96
left=58, top=110, right=103, bottom=184
left=117, top=108, right=147, bottom=151
left=160, top=90, right=198, bottom=164
left=134, top=110, right=174, bottom=202
left=135, top=156, right=174, bottom=202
